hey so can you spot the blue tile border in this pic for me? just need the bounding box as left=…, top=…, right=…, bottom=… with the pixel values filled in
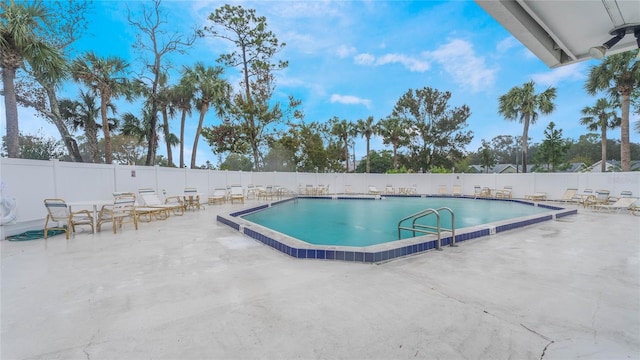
left=217, top=196, right=577, bottom=264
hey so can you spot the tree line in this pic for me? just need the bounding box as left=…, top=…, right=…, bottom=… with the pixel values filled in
left=2, top=1, right=639, bottom=172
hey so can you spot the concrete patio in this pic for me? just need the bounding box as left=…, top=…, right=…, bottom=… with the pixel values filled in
left=1, top=199, right=638, bottom=359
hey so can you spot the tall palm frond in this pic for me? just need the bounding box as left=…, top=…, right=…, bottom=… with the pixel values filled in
left=584, top=50, right=640, bottom=172
left=1, top=2, right=66, bottom=158
left=498, top=81, right=557, bottom=173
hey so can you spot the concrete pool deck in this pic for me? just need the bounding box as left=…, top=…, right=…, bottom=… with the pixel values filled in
left=1, top=199, right=638, bottom=359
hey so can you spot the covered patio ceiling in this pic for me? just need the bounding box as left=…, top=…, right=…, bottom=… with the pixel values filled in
left=476, top=0, right=640, bottom=68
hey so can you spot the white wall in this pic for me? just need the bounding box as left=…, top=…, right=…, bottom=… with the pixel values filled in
left=1, top=158, right=639, bottom=237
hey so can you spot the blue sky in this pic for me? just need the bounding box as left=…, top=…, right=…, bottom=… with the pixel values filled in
left=6, top=0, right=640, bottom=166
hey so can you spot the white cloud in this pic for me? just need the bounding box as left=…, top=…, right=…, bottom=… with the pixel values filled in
left=330, top=94, right=372, bottom=108
left=353, top=52, right=429, bottom=72
left=496, top=37, right=519, bottom=53
left=427, top=39, right=497, bottom=92
left=336, top=45, right=357, bottom=58
left=376, top=53, right=430, bottom=72
left=354, top=53, right=376, bottom=65
left=531, top=63, right=586, bottom=86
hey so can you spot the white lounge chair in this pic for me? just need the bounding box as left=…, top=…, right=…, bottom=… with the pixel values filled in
left=607, top=190, right=633, bottom=204
left=208, top=188, right=227, bottom=204
left=452, top=185, right=463, bottom=196
left=552, top=188, right=578, bottom=203
left=44, top=198, right=94, bottom=239
left=524, top=192, right=547, bottom=201
left=591, top=197, right=638, bottom=213
left=368, top=186, right=382, bottom=195
left=138, top=188, right=185, bottom=216
left=229, top=185, right=244, bottom=204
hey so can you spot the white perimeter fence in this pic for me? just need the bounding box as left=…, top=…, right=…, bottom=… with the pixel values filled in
left=1, top=158, right=639, bottom=237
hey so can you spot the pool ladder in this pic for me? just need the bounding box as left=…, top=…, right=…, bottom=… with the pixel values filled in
left=397, top=207, right=456, bottom=250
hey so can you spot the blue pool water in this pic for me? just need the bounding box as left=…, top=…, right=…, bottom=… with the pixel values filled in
left=241, top=197, right=551, bottom=247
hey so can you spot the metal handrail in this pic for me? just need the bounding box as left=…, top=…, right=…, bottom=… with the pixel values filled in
left=434, top=207, right=456, bottom=247
left=397, top=207, right=456, bottom=249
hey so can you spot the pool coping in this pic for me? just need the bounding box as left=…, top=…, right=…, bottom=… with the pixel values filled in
left=216, top=195, right=577, bottom=263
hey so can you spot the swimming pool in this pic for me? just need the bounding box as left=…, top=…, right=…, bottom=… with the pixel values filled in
left=241, top=197, right=552, bottom=247
left=217, top=195, right=577, bottom=263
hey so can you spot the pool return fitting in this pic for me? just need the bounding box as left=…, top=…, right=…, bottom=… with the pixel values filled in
left=397, top=207, right=456, bottom=250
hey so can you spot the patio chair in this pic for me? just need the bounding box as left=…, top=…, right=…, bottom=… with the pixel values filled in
left=574, top=189, right=594, bottom=206
left=316, top=184, right=328, bottom=195
left=44, top=198, right=94, bottom=239
left=368, top=186, right=382, bottom=195
left=305, top=184, right=316, bottom=195
left=584, top=189, right=611, bottom=209
left=208, top=188, right=227, bottom=204
left=246, top=185, right=257, bottom=199
left=229, top=185, right=244, bottom=204
left=385, top=185, right=395, bottom=194
left=591, top=197, right=638, bottom=213
left=260, top=185, right=275, bottom=200
left=438, top=185, right=449, bottom=196
left=495, top=186, right=513, bottom=199
left=473, top=185, right=490, bottom=199
left=452, top=185, right=463, bottom=196
left=138, top=188, right=185, bottom=216
left=97, top=193, right=139, bottom=234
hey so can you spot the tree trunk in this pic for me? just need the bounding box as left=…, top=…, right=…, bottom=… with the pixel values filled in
left=344, top=137, right=349, bottom=172
left=252, top=141, right=260, bottom=172
left=85, top=121, right=100, bottom=163
left=145, top=112, right=158, bottom=166
left=601, top=126, right=607, bottom=172
left=365, top=136, right=370, bottom=173
left=620, top=92, right=630, bottom=172
left=521, top=116, right=530, bottom=173
left=44, top=86, right=84, bottom=162
left=392, top=141, right=398, bottom=169
left=180, top=110, right=186, bottom=168
left=2, top=66, right=20, bottom=158
left=162, top=108, right=173, bottom=167
left=100, top=93, right=112, bottom=164
left=191, top=103, right=208, bottom=169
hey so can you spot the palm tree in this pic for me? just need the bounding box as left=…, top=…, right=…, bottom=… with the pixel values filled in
left=585, top=50, right=639, bottom=172
left=329, top=117, right=354, bottom=171
left=580, top=98, right=621, bottom=172
left=121, top=110, right=151, bottom=144
left=59, top=90, right=115, bottom=163
left=498, top=81, right=556, bottom=173
left=1, top=2, right=65, bottom=158
left=71, top=52, right=130, bottom=164
left=182, top=63, right=230, bottom=169
left=356, top=116, right=376, bottom=173
left=171, top=81, right=194, bottom=169
left=376, top=117, right=409, bottom=170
